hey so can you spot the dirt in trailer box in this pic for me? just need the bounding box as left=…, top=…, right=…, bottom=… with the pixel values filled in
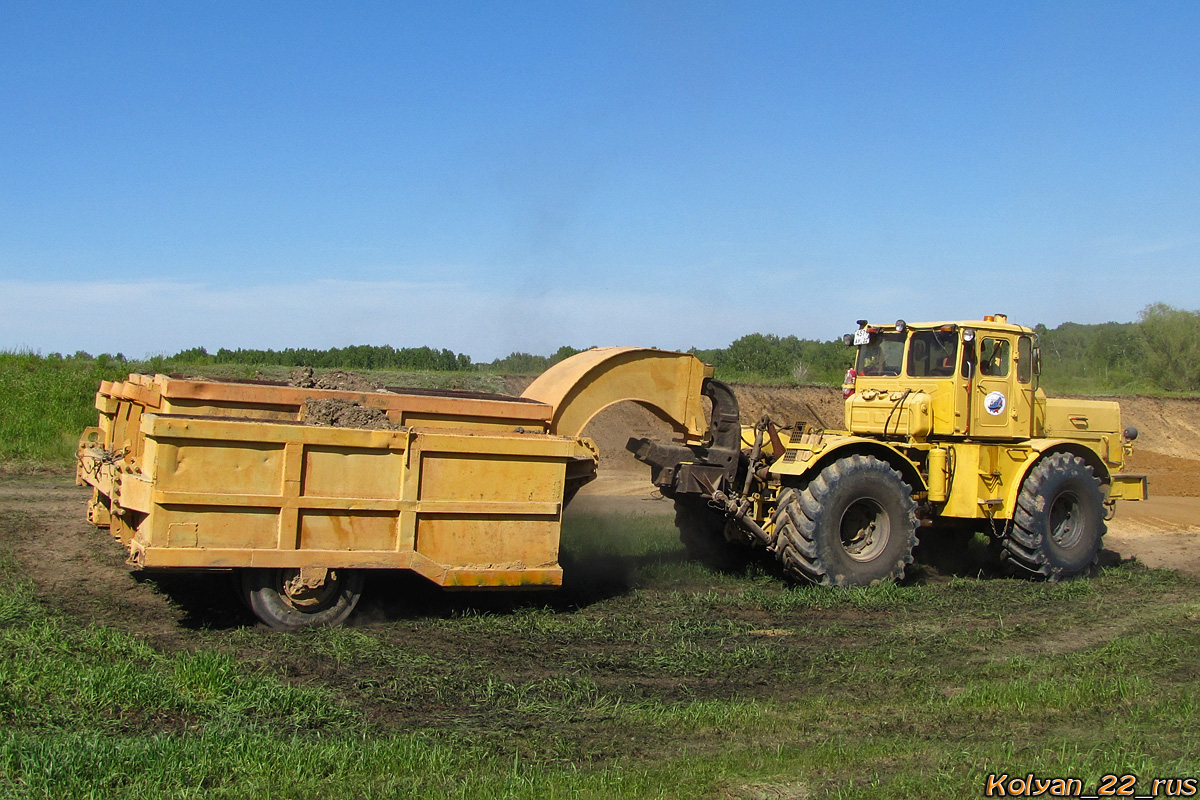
left=302, top=398, right=401, bottom=430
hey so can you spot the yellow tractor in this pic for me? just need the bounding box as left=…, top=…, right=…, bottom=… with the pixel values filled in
left=632, top=314, right=1147, bottom=584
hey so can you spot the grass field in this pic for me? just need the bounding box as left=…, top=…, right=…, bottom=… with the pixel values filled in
left=1, top=499, right=1198, bottom=799
left=0, top=352, right=507, bottom=465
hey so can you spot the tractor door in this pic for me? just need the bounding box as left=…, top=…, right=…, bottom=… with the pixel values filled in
left=970, top=334, right=1030, bottom=438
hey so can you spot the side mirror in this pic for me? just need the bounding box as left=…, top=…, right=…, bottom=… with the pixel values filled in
left=1032, top=347, right=1042, bottom=375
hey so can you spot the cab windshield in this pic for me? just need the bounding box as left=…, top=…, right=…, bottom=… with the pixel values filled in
left=907, top=330, right=959, bottom=377
left=855, top=333, right=905, bottom=376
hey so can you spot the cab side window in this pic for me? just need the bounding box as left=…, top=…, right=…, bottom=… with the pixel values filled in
left=978, top=338, right=1011, bottom=377
left=1017, top=336, right=1033, bottom=383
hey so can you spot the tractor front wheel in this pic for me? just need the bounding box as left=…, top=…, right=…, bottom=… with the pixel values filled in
left=1002, top=452, right=1106, bottom=580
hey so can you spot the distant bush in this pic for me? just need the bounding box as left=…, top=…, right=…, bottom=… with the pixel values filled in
left=189, top=344, right=475, bottom=372
left=484, top=346, right=588, bottom=375
left=691, top=333, right=853, bottom=385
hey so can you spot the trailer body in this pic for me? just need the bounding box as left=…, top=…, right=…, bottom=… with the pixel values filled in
left=77, top=349, right=709, bottom=627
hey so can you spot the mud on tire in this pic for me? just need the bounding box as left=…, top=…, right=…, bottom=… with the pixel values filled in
left=241, top=567, right=365, bottom=630
left=771, top=454, right=918, bottom=586
left=1002, top=452, right=1106, bottom=580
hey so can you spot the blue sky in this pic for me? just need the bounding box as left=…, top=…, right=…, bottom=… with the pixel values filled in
left=2, top=1, right=1198, bottom=360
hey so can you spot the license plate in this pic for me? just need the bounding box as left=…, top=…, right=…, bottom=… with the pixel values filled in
left=852, top=329, right=872, bottom=346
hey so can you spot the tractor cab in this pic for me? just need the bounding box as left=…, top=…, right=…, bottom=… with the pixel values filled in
left=842, top=315, right=1040, bottom=441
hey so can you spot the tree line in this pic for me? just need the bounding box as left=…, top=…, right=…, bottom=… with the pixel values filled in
left=1036, top=303, right=1200, bottom=393
left=153, top=344, right=474, bottom=372
left=50, top=303, right=1200, bottom=392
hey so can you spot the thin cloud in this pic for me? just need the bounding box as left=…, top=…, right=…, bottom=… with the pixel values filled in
left=0, top=279, right=764, bottom=361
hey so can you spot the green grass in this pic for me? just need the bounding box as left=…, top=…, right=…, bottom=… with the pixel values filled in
left=0, top=352, right=130, bottom=463
left=3, top=509, right=1199, bottom=798
left=0, top=352, right=508, bottom=465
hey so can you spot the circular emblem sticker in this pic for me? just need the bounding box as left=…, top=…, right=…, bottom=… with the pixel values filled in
left=984, top=391, right=1007, bottom=416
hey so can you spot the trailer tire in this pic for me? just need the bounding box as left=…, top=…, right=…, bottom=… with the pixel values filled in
left=673, top=495, right=746, bottom=570
left=241, top=568, right=364, bottom=630
left=772, top=454, right=917, bottom=586
left=1002, top=452, right=1106, bottom=580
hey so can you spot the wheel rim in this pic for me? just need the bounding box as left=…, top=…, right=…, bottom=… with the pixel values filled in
left=1048, top=491, right=1083, bottom=549
left=278, top=569, right=343, bottom=613
left=839, top=497, right=890, bottom=562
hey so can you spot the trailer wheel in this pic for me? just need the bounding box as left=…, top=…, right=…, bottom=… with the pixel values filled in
left=240, top=568, right=364, bottom=630
left=772, top=454, right=917, bottom=586
left=1002, top=452, right=1106, bottom=580
left=673, top=495, right=746, bottom=570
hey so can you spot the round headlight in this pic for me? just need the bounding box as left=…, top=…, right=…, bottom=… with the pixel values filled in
left=963, top=328, right=976, bottom=343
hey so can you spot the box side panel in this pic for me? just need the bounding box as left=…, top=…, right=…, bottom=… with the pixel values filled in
left=145, top=506, right=279, bottom=550
left=303, top=446, right=403, bottom=499
left=415, top=516, right=560, bottom=567
left=299, top=510, right=398, bottom=551
left=155, top=440, right=285, bottom=496
left=418, top=452, right=565, bottom=503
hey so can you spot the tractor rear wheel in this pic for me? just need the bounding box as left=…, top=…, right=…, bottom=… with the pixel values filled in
left=1002, top=452, right=1106, bottom=580
left=241, top=567, right=364, bottom=630
left=772, top=454, right=917, bottom=586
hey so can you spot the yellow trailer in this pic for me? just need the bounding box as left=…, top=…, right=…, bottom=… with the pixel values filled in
left=77, top=348, right=711, bottom=628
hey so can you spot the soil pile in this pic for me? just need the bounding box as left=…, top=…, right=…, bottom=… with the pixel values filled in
left=289, top=367, right=317, bottom=388
left=290, top=367, right=387, bottom=392
left=304, top=399, right=399, bottom=430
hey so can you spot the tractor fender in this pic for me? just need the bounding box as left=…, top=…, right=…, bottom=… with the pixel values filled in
left=769, top=434, right=927, bottom=496
left=998, top=439, right=1114, bottom=515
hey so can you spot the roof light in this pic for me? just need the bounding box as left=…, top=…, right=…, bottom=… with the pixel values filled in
left=984, top=315, right=995, bottom=322
left=895, top=319, right=906, bottom=332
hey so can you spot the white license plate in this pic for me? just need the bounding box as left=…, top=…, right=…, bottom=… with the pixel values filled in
left=852, top=329, right=872, bottom=346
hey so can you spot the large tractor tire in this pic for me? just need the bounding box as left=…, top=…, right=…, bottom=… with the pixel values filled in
left=772, top=454, right=918, bottom=586
left=241, top=567, right=364, bottom=630
left=1002, top=452, right=1106, bottom=580
left=672, top=495, right=747, bottom=571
